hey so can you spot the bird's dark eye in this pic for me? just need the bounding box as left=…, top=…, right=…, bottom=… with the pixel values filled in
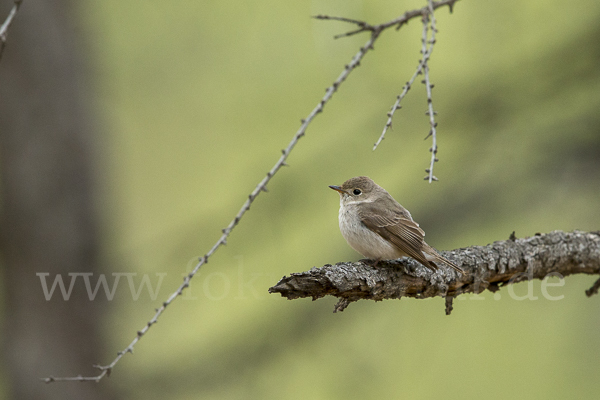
left=353, top=189, right=362, bottom=195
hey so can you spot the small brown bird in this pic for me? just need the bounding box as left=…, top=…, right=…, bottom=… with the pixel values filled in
left=329, top=176, right=464, bottom=274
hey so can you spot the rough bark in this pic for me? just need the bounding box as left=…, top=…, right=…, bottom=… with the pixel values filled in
left=269, top=230, right=600, bottom=313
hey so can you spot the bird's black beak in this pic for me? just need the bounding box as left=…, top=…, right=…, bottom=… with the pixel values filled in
left=329, top=185, right=345, bottom=194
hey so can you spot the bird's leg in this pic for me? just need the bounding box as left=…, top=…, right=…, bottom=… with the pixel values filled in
left=360, top=258, right=382, bottom=267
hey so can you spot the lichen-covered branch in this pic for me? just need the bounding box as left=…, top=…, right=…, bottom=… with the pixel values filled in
left=269, top=230, right=600, bottom=313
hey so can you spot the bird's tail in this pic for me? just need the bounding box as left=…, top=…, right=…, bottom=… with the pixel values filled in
left=432, top=254, right=466, bottom=275
left=423, top=244, right=466, bottom=275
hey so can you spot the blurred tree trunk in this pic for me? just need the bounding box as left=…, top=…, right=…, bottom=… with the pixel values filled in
left=0, top=1, right=116, bottom=399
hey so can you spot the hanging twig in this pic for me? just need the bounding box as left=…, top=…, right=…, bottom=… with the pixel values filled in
left=372, top=0, right=443, bottom=183
left=372, top=7, right=437, bottom=151
left=423, top=0, right=439, bottom=182
left=43, top=0, right=459, bottom=383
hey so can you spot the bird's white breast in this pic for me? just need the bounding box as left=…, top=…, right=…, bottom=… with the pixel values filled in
left=337, top=200, right=402, bottom=260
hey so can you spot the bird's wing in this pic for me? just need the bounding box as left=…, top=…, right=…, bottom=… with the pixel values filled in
left=358, top=202, right=435, bottom=269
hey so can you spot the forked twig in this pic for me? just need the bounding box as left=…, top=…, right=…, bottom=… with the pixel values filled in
left=372, top=11, right=436, bottom=151
left=313, top=0, right=457, bottom=39
left=373, top=0, right=443, bottom=183
left=43, top=0, right=459, bottom=383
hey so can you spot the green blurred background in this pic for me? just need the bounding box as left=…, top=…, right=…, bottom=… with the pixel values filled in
left=2, top=0, right=600, bottom=399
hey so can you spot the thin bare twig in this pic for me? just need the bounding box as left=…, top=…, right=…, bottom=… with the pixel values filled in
left=373, top=0, right=442, bottom=184
left=44, top=10, right=379, bottom=388
left=423, top=0, right=439, bottom=183
left=312, top=15, right=376, bottom=39
left=44, top=0, right=459, bottom=383
left=313, top=0, right=458, bottom=39
left=372, top=10, right=436, bottom=151
left=0, top=0, right=23, bottom=61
